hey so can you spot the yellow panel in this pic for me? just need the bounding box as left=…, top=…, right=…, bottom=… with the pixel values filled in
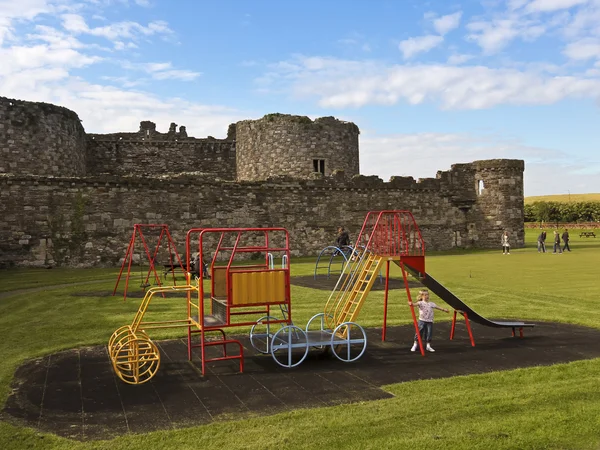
left=231, top=270, right=286, bottom=305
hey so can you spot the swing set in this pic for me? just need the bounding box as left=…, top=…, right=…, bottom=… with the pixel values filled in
left=113, top=224, right=186, bottom=301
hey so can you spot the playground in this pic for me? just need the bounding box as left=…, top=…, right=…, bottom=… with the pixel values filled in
left=1, top=218, right=600, bottom=449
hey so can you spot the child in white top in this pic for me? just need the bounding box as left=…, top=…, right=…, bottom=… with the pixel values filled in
left=408, top=289, right=448, bottom=352
left=501, top=231, right=510, bottom=255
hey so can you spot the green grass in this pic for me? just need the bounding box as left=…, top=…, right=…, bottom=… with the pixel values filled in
left=524, top=192, right=600, bottom=204
left=1, top=230, right=600, bottom=449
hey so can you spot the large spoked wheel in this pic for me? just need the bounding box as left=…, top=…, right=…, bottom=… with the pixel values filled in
left=330, top=322, right=367, bottom=363
left=111, top=335, right=161, bottom=385
left=250, top=315, right=284, bottom=354
left=270, top=325, right=309, bottom=368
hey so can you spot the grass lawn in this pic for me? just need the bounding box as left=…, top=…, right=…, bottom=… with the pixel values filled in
left=1, top=229, right=600, bottom=449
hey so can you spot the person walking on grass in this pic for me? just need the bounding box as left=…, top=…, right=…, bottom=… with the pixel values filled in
left=553, top=230, right=563, bottom=254
left=562, top=228, right=571, bottom=252
left=537, top=230, right=547, bottom=253
left=408, top=289, right=449, bottom=353
left=501, top=231, right=510, bottom=255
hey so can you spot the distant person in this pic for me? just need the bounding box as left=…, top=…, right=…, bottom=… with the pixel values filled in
left=408, top=289, right=449, bottom=353
left=562, top=229, right=571, bottom=252
left=335, top=226, right=351, bottom=248
left=537, top=230, right=547, bottom=253
left=552, top=230, right=562, bottom=254
left=333, top=226, right=351, bottom=256
left=501, top=231, right=510, bottom=255
left=191, top=253, right=210, bottom=279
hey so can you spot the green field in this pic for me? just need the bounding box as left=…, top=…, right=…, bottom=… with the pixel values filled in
left=524, top=193, right=600, bottom=204
left=1, top=229, right=600, bottom=449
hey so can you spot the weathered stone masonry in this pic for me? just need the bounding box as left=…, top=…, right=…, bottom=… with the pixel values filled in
left=0, top=96, right=525, bottom=268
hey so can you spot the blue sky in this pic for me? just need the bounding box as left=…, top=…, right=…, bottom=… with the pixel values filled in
left=2, top=0, right=600, bottom=196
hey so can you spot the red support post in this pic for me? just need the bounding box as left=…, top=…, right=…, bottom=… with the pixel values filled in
left=450, top=310, right=457, bottom=340
left=401, top=263, right=425, bottom=356
left=382, top=260, right=390, bottom=341
left=449, top=310, right=476, bottom=347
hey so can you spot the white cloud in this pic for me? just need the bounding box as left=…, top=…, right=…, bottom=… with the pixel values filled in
left=563, top=38, right=600, bottom=59
left=0, top=0, right=53, bottom=44
left=120, top=61, right=202, bottom=81
left=525, top=0, right=589, bottom=13
left=0, top=1, right=230, bottom=137
left=399, top=35, right=444, bottom=59
left=433, top=12, right=462, bottom=35
left=151, top=69, right=200, bottom=81
left=447, top=53, right=474, bottom=65
left=260, top=56, right=600, bottom=110
left=61, top=13, right=172, bottom=45
left=359, top=132, right=598, bottom=196
left=467, top=16, right=535, bottom=53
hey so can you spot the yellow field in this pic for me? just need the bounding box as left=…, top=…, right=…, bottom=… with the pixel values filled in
left=524, top=193, right=600, bottom=204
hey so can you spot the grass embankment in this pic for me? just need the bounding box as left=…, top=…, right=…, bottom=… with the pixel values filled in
left=524, top=193, right=600, bottom=204
left=1, top=229, right=600, bottom=449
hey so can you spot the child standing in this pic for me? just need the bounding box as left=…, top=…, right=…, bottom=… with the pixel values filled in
left=501, top=231, right=510, bottom=255
left=408, top=289, right=449, bottom=352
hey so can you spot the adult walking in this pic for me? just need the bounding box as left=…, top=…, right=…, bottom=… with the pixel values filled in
left=552, top=230, right=563, bottom=254
left=537, top=230, right=547, bottom=253
left=562, top=228, right=571, bottom=252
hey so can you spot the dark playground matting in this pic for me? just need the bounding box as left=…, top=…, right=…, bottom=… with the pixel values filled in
left=3, top=322, right=600, bottom=441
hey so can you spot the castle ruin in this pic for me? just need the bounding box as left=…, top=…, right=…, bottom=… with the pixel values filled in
left=0, top=96, right=525, bottom=268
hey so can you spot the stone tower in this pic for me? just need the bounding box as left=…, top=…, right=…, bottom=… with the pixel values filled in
left=0, top=96, right=87, bottom=177
left=234, top=113, right=360, bottom=181
left=473, top=159, right=525, bottom=247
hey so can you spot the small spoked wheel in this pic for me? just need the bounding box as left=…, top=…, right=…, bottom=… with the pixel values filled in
left=111, top=336, right=161, bottom=385
left=250, top=316, right=284, bottom=354
left=330, top=322, right=367, bottom=363
left=270, top=325, right=309, bottom=368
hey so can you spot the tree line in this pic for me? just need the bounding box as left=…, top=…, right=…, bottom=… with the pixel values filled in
left=524, top=201, right=600, bottom=223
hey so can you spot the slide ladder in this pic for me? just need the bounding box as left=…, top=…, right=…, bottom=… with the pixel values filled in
left=324, top=251, right=384, bottom=330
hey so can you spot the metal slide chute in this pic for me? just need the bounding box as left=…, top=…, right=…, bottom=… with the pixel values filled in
left=402, top=262, right=535, bottom=333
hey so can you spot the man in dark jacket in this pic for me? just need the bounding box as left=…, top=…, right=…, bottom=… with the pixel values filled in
left=562, top=229, right=571, bottom=252
left=553, top=230, right=562, bottom=254
left=537, top=230, right=547, bottom=253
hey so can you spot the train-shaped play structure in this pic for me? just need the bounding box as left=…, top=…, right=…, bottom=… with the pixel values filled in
left=108, top=210, right=534, bottom=384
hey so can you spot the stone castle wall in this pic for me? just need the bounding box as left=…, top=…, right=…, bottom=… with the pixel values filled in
left=86, top=120, right=236, bottom=179
left=0, top=97, right=87, bottom=177
left=235, top=114, right=360, bottom=181
left=0, top=96, right=525, bottom=268
left=86, top=138, right=236, bottom=179
left=0, top=160, right=524, bottom=268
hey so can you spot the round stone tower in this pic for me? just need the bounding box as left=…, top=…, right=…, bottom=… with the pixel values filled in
left=234, top=113, right=360, bottom=181
left=473, top=159, right=525, bottom=247
left=0, top=96, right=87, bottom=177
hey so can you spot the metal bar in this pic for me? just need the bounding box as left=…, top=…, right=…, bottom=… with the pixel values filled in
left=450, top=310, right=457, bottom=340
left=401, top=262, right=425, bottom=356
left=464, top=312, right=475, bottom=346
left=140, top=319, right=191, bottom=324
left=113, top=227, right=135, bottom=297
left=382, top=260, right=390, bottom=342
